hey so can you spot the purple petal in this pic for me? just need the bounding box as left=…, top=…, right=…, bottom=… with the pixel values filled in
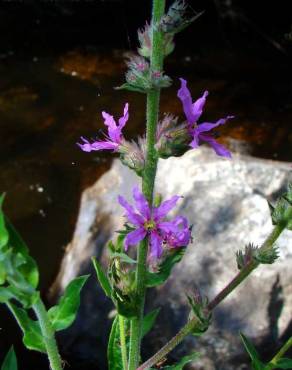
left=132, top=186, right=150, bottom=220
left=149, top=231, right=163, bottom=259
left=177, top=78, right=197, bottom=124
left=197, top=115, right=234, bottom=134
left=124, top=228, right=147, bottom=250
left=118, top=103, right=129, bottom=130
left=192, top=90, right=209, bottom=123
left=118, top=195, right=145, bottom=226
left=165, top=216, right=191, bottom=248
left=177, top=78, right=208, bottom=125
left=91, top=141, right=119, bottom=150
left=189, top=130, right=200, bottom=149
left=153, top=195, right=181, bottom=221
left=102, top=111, right=120, bottom=143
left=200, top=134, right=232, bottom=158
left=157, top=221, right=180, bottom=234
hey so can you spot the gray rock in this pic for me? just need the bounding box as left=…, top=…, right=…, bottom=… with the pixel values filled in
left=52, top=148, right=292, bottom=369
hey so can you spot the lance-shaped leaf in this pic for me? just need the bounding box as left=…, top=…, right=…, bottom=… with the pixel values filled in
left=141, top=308, right=160, bottom=338
left=92, top=257, right=112, bottom=298
left=1, top=346, right=18, bottom=370
left=48, top=275, right=89, bottom=331
left=7, top=303, right=46, bottom=353
left=0, top=195, right=9, bottom=250
left=107, top=316, right=128, bottom=370
left=146, top=248, right=185, bottom=287
left=240, top=332, right=265, bottom=370
left=5, top=218, right=39, bottom=289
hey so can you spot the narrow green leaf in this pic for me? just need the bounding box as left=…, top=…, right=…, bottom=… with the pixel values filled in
left=0, top=195, right=9, bottom=250
left=0, top=287, right=16, bottom=303
left=5, top=218, right=39, bottom=288
left=141, top=308, right=160, bottom=338
left=107, top=316, right=124, bottom=370
left=48, top=275, right=89, bottom=331
left=109, top=252, right=137, bottom=264
left=92, top=258, right=112, bottom=297
left=146, top=249, right=185, bottom=287
left=115, top=83, right=147, bottom=93
left=162, top=352, right=200, bottom=369
left=1, top=346, right=18, bottom=370
left=7, top=303, right=46, bottom=353
left=275, top=358, right=292, bottom=369
left=240, top=332, right=265, bottom=369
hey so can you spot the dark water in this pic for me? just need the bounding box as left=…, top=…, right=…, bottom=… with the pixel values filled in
left=0, top=47, right=291, bottom=367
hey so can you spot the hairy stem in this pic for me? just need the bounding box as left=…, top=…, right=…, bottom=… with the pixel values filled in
left=266, top=336, right=292, bottom=370
left=127, top=1, right=166, bottom=369
left=33, top=298, right=62, bottom=370
left=137, top=224, right=285, bottom=370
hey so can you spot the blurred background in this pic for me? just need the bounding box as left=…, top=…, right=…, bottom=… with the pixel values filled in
left=0, top=0, right=291, bottom=368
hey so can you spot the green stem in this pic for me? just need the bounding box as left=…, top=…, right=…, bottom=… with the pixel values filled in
left=266, top=336, right=292, bottom=370
left=33, top=298, right=62, bottom=370
left=127, top=1, right=166, bottom=369
left=137, top=224, right=285, bottom=370
left=119, top=315, right=128, bottom=370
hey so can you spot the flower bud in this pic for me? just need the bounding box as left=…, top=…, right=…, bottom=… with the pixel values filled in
left=138, top=21, right=175, bottom=58
left=159, top=1, right=204, bottom=35
left=155, top=115, right=190, bottom=158
left=118, top=138, right=146, bottom=176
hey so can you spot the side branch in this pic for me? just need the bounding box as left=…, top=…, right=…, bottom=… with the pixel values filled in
left=137, top=223, right=285, bottom=370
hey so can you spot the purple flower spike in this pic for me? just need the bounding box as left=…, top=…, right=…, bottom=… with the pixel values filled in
left=77, top=103, right=129, bottom=153
left=118, top=187, right=191, bottom=260
left=177, top=78, right=233, bottom=158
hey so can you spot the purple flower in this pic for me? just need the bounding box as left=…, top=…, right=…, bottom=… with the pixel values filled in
left=77, top=103, right=129, bottom=152
left=118, top=187, right=191, bottom=260
left=177, top=78, right=233, bottom=158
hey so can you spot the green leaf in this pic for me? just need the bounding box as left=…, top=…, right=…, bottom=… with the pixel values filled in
left=1, top=346, right=18, bottom=370
left=92, top=258, right=112, bottom=298
left=107, top=316, right=124, bottom=370
left=0, top=261, right=6, bottom=285
left=5, top=218, right=39, bottom=289
left=0, top=287, right=16, bottom=303
left=141, top=308, right=160, bottom=338
left=240, top=333, right=265, bottom=370
left=162, top=352, right=200, bottom=369
left=115, top=83, right=148, bottom=94
left=0, top=195, right=9, bottom=250
left=146, top=248, right=185, bottom=287
left=7, top=303, right=46, bottom=353
left=275, top=358, right=292, bottom=369
left=48, top=275, right=89, bottom=331
left=109, top=252, right=137, bottom=264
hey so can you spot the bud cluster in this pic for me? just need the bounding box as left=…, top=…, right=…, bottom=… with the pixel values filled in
left=118, top=54, right=172, bottom=93
left=119, top=138, right=146, bottom=176
left=138, top=22, right=174, bottom=58
left=155, top=114, right=190, bottom=158
left=158, top=0, right=203, bottom=35
left=269, top=183, right=292, bottom=231
left=236, top=243, right=279, bottom=269
left=187, top=289, right=211, bottom=335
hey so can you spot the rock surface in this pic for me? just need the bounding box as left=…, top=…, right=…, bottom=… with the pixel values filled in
left=52, top=148, right=292, bottom=369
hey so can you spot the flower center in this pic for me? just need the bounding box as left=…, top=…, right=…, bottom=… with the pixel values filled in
left=144, top=220, right=156, bottom=231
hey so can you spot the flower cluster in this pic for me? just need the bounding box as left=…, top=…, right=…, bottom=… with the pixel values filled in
left=118, top=186, right=191, bottom=260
